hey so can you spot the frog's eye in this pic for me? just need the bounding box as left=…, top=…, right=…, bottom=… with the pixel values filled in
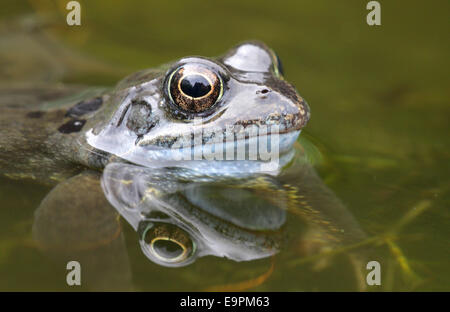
left=143, top=223, right=194, bottom=264
left=167, top=64, right=223, bottom=114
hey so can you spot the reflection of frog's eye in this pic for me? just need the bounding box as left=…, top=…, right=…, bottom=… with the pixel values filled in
left=143, top=223, right=194, bottom=264
left=167, top=64, right=223, bottom=114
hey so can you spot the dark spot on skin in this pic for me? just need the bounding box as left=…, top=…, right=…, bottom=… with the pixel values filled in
left=58, top=119, right=86, bottom=134
left=143, top=136, right=178, bottom=148
left=65, top=97, right=103, bottom=117
left=26, top=111, right=44, bottom=118
left=235, top=119, right=261, bottom=127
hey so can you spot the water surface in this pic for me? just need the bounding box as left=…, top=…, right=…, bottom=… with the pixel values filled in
left=0, top=0, right=448, bottom=291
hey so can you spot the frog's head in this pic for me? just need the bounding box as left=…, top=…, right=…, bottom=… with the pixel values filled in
left=86, top=41, right=310, bottom=175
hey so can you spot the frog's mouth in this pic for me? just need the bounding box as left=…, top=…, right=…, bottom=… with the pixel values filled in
left=86, top=126, right=301, bottom=176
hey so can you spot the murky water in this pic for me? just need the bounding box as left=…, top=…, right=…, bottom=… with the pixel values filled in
left=0, top=0, right=448, bottom=291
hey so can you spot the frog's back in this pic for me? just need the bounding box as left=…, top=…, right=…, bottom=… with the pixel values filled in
left=0, top=84, right=88, bottom=183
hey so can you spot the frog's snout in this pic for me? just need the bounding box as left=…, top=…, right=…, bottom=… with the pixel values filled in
left=258, top=81, right=310, bottom=132
left=291, top=95, right=310, bottom=130
left=279, top=79, right=310, bottom=131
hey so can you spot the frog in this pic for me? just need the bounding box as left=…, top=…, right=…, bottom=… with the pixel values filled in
left=1, top=40, right=309, bottom=182
left=0, top=31, right=367, bottom=290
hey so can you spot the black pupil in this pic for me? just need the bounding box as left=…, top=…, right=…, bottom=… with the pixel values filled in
left=180, top=74, right=211, bottom=98
left=153, top=239, right=183, bottom=259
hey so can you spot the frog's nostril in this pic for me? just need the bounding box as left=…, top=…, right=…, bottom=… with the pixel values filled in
left=257, top=89, right=270, bottom=94
left=256, top=89, right=271, bottom=98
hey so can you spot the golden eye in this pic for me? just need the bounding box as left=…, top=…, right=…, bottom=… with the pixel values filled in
left=167, top=64, right=222, bottom=114
left=143, top=223, right=194, bottom=264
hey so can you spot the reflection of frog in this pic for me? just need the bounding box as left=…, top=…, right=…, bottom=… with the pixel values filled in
left=0, top=30, right=366, bottom=290
left=100, top=150, right=367, bottom=271
left=101, top=163, right=289, bottom=267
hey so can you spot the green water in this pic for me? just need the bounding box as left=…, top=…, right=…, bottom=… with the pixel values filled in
left=0, top=0, right=448, bottom=291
